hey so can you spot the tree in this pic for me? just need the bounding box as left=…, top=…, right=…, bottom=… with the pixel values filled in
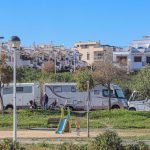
left=0, top=53, right=13, bottom=113
left=41, top=60, right=54, bottom=73
left=73, top=68, right=94, bottom=91
left=130, top=66, right=150, bottom=98
left=92, top=61, right=126, bottom=110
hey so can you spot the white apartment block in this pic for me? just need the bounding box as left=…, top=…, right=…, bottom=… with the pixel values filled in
left=113, top=47, right=150, bottom=72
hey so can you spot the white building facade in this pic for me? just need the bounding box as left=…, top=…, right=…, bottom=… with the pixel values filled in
left=113, top=47, right=150, bottom=72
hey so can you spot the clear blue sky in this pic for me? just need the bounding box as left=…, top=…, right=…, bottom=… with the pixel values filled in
left=0, top=0, right=150, bottom=47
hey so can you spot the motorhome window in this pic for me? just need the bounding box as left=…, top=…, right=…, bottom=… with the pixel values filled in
left=23, top=86, right=32, bottom=93
left=94, top=90, right=100, bottom=95
left=3, top=87, right=13, bottom=95
left=53, top=86, right=62, bottom=92
left=16, top=87, right=23, bottom=93
left=102, top=89, right=116, bottom=98
left=62, top=86, right=70, bottom=92
left=115, top=89, right=125, bottom=98
left=71, top=86, right=76, bottom=92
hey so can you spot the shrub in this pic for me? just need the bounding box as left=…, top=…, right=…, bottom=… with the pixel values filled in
left=91, top=130, right=123, bottom=150
left=60, top=143, right=87, bottom=150
left=0, top=139, right=25, bottom=150
left=124, top=141, right=148, bottom=150
left=39, top=142, right=49, bottom=148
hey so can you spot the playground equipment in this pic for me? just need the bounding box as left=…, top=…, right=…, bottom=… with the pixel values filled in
left=56, top=107, right=71, bottom=134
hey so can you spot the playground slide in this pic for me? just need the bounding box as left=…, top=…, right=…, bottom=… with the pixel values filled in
left=56, top=118, right=67, bottom=134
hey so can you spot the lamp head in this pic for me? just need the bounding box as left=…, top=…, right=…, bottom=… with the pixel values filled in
left=10, top=36, right=21, bottom=49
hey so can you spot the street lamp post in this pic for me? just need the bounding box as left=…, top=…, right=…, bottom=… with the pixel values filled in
left=87, top=81, right=90, bottom=138
left=10, top=36, right=21, bottom=143
left=74, top=50, right=76, bottom=72
left=54, top=51, right=57, bottom=74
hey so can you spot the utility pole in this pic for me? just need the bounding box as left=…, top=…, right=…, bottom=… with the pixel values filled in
left=54, top=51, right=57, bottom=74
left=87, top=81, right=90, bottom=138
left=0, top=37, right=4, bottom=112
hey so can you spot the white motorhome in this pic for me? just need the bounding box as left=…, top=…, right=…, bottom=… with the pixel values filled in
left=128, top=91, right=150, bottom=111
left=2, top=83, right=41, bottom=109
left=44, top=83, right=128, bottom=110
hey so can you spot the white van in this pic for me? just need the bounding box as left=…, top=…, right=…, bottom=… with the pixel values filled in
left=128, top=91, right=150, bottom=111
left=44, top=83, right=128, bottom=110
left=2, top=83, right=41, bottom=109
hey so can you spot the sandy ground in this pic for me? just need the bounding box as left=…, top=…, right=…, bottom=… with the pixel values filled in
left=0, top=129, right=150, bottom=139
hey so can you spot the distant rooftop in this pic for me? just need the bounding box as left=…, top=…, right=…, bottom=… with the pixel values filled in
left=129, top=36, right=150, bottom=48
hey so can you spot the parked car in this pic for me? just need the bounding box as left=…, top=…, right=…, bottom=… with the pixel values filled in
left=128, top=91, right=150, bottom=111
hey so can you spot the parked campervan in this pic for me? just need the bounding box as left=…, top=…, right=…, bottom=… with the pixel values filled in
left=2, top=83, right=41, bottom=109
left=44, top=83, right=128, bottom=110
left=128, top=91, right=150, bottom=111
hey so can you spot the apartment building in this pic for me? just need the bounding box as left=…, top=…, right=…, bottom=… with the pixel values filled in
left=74, top=41, right=113, bottom=65
left=113, top=47, right=150, bottom=72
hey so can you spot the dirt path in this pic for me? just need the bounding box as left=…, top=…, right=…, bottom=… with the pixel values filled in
left=0, top=129, right=150, bottom=139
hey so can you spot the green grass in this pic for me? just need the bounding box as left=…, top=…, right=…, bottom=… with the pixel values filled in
left=0, top=109, right=150, bottom=130
left=23, top=143, right=60, bottom=150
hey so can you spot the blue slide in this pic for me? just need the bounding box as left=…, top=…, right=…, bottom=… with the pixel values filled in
left=56, top=118, right=67, bottom=134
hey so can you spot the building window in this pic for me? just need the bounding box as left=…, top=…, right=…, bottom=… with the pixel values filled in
left=81, top=45, right=89, bottom=49
left=146, top=56, right=150, bottom=64
left=87, top=53, right=90, bottom=60
left=94, top=51, right=104, bottom=60
left=116, top=56, right=127, bottom=65
left=134, top=56, right=142, bottom=62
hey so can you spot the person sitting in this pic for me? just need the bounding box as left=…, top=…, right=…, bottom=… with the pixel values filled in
left=29, top=100, right=34, bottom=109
left=51, top=100, right=57, bottom=108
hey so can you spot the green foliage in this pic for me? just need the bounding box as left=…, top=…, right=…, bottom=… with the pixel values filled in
left=0, top=139, right=25, bottom=150
left=73, top=69, right=94, bottom=91
left=50, top=72, right=74, bottom=82
left=60, top=143, right=87, bottom=150
left=129, top=66, right=150, bottom=98
left=16, top=67, right=73, bottom=83
left=39, top=142, right=49, bottom=148
left=124, top=141, right=148, bottom=150
left=92, top=130, right=122, bottom=150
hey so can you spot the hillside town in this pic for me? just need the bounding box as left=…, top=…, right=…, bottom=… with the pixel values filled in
left=1, top=0, right=150, bottom=149
left=1, top=36, right=150, bottom=73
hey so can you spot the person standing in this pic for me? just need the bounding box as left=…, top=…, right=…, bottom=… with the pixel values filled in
left=43, top=92, right=49, bottom=110
left=75, top=119, right=80, bottom=136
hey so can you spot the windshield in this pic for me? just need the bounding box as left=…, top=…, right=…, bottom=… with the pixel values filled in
left=129, top=92, right=146, bottom=101
left=115, top=89, right=125, bottom=98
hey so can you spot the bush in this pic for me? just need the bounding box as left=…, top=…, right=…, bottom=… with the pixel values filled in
left=60, top=143, right=87, bottom=150
left=124, top=141, right=148, bottom=150
left=91, top=130, right=123, bottom=150
left=0, top=139, right=25, bottom=150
